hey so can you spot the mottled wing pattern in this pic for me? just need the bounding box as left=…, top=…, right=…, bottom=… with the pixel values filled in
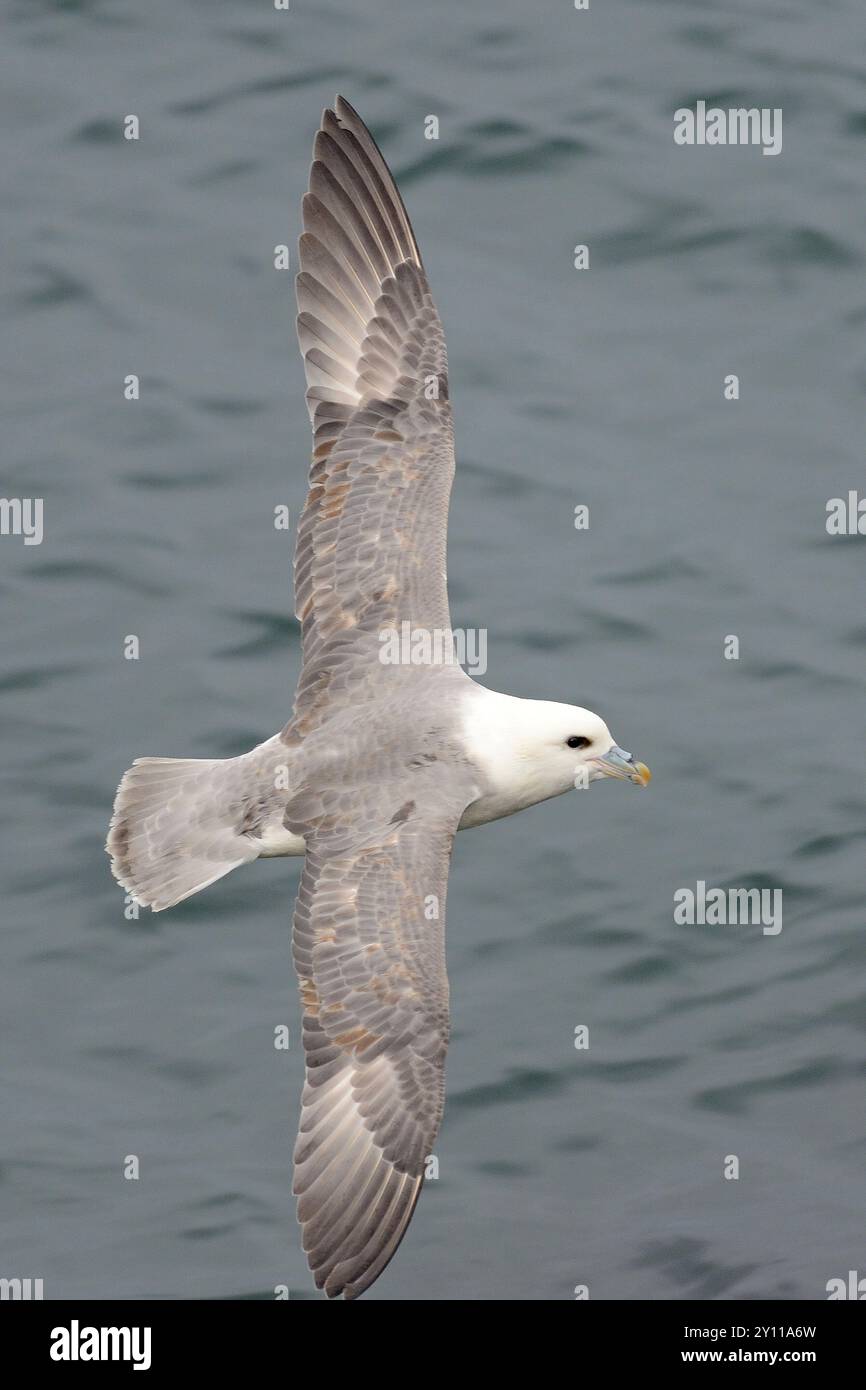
left=291, top=96, right=456, bottom=735
left=287, top=764, right=474, bottom=1299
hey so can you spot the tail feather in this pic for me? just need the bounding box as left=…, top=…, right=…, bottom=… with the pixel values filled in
left=106, top=756, right=260, bottom=912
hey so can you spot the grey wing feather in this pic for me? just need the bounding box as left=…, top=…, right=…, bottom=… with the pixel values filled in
left=288, top=765, right=474, bottom=1299
left=290, top=96, right=457, bottom=737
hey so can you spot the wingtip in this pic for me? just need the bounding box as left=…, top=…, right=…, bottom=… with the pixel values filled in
left=322, top=95, right=351, bottom=127
left=333, top=95, right=369, bottom=135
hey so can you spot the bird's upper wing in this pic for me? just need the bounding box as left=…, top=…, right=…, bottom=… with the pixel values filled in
left=287, top=763, right=475, bottom=1299
left=291, top=97, right=457, bottom=735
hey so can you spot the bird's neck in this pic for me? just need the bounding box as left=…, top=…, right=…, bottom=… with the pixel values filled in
left=458, top=686, right=567, bottom=827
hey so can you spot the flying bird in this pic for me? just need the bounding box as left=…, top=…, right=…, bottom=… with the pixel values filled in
left=107, top=97, right=651, bottom=1299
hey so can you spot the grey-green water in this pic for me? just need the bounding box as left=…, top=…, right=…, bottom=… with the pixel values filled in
left=1, top=0, right=864, bottom=1300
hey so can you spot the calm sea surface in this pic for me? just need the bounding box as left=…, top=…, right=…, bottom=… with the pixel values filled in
left=1, top=0, right=864, bottom=1299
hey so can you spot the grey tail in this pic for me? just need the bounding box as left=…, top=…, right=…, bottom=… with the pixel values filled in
left=106, top=756, right=260, bottom=912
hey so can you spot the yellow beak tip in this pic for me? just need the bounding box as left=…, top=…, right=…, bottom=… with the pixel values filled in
left=633, top=761, right=652, bottom=787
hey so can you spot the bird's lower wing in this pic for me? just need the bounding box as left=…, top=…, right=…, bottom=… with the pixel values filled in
left=287, top=768, right=475, bottom=1299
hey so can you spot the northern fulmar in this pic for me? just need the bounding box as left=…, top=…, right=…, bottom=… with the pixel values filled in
left=107, top=97, right=651, bottom=1300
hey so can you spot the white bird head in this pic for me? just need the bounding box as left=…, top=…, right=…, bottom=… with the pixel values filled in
left=461, top=691, right=651, bottom=824
left=511, top=700, right=651, bottom=796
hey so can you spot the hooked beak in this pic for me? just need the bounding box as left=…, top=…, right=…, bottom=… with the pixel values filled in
left=592, top=745, right=652, bottom=787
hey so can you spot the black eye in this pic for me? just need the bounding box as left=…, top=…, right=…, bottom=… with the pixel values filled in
left=567, top=736, right=590, bottom=749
